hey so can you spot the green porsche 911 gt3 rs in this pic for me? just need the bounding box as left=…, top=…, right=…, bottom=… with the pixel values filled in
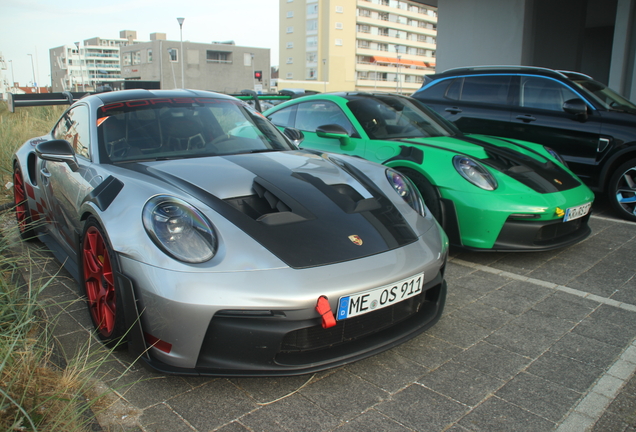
left=264, top=93, right=594, bottom=252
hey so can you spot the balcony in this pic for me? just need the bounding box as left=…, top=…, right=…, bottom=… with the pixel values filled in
left=356, top=15, right=437, bottom=36
left=356, top=0, right=437, bottom=23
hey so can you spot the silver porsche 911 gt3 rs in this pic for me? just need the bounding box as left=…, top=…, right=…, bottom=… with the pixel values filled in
left=12, top=89, right=448, bottom=376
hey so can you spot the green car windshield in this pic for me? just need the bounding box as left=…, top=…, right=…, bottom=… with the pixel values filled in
left=346, top=95, right=460, bottom=140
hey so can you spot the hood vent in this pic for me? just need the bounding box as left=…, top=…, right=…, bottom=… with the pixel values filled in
left=225, top=174, right=381, bottom=226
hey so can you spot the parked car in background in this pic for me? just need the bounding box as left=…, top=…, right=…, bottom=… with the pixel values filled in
left=411, top=66, right=636, bottom=221
left=264, top=92, right=595, bottom=252
left=12, top=89, right=448, bottom=375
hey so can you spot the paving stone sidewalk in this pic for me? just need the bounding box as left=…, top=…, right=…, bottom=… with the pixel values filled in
left=7, top=212, right=636, bottom=431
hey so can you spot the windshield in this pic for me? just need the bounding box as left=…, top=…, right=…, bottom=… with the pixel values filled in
left=346, top=95, right=460, bottom=140
left=97, top=97, right=294, bottom=163
left=572, top=79, right=636, bottom=113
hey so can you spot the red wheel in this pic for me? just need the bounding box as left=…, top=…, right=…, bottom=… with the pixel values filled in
left=81, top=218, right=126, bottom=345
left=13, top=164, right=37, bottom=240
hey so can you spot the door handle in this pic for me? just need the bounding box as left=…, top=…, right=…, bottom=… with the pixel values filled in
left=40, top=167, right=51, bottom=185
left=515, top=115, right=536, bottom=123
left=445, top=107, right=462, bottom=114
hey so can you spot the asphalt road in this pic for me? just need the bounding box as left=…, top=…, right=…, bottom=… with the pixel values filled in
left=4, top=196, right=636, bottom=432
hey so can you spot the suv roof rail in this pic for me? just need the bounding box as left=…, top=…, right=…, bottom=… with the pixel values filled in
left=440, top=65, right=567, bottom=77
left=558, top=70, right=594, bottom=80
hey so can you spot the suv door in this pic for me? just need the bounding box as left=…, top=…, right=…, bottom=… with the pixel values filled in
left=416, top=75, right=514, bottom=137
left=510, top=76, right=604, bottom=183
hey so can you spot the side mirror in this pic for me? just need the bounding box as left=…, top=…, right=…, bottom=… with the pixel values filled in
left=315, top=124, right=355, bottom=150
left=316, top=124, right=350, bottom=139
left=35, top=139, right=79, bottom=172
left=563, top=98, right=588, bottom=121
left=283, top=127, right=304, bottom=147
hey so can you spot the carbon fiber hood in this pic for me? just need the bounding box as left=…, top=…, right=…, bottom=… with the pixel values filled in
left=121, top=151, right=418, bottom=269
left=395, top=135, right=581, bottom=193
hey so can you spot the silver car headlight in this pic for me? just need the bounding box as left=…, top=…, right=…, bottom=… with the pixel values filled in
left=386, top=169, right=426, bottom=217
left=452, top=155, right=498, bottom=191
left=143, top=195, right=217, bottom=263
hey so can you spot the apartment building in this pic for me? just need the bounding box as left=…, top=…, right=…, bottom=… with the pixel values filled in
left=49, top=30, right=141, bottom=92
left=278, top=0, right=437, bottom=94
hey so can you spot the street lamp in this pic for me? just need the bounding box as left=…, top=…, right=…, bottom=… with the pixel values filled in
left=74, top=42, right=85, bottom=91
left=177, top=17, right=185, bottom=88
left=27, top=54, right=37, bottom=92
left=322, top=59, right=327, bottom=93
left=250, top=53, right=255, bottom=90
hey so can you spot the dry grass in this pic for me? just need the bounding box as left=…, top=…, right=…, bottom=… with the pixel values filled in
left=0, top=103, right=123, bottom=431
left=0, top=242, right=98, bottom=431
left=0, top=102, right=64, bottom=204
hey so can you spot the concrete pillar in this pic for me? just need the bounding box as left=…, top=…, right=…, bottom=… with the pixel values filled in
left=608, top=0, right=636, bottom=100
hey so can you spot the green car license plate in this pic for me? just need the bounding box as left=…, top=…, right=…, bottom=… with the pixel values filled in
left=564, top=202, right=592, bottom=222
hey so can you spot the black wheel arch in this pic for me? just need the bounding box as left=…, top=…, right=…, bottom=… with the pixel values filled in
left=598, top=144, right=636, bottom=192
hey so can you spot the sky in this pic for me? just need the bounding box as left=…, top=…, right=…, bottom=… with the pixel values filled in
left=0, top=0, right=280, bottom=87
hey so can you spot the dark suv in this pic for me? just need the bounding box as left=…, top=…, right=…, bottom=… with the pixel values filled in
left=412, top=66, right=636, bottom=221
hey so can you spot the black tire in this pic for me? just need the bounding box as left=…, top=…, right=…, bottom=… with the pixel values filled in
left=79, top=217, right=127, bottom=348
left=397, top=167, right=443, bottom=225
left=13, top=164, right=38, bottom=241
left=608, top=158, right=636, bottom=222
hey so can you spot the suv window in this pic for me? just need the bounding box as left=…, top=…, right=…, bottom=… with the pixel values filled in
left=519, top=76, right=578, bottom=111
left=420, top=78, right=461, bottom=101
left=461, top=75, right=512, bottom=105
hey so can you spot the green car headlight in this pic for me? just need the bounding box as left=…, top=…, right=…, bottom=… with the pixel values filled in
left=386, top=169, right=426, bottom=217
left=452, top=155, right=498, bottom=191
left=143, top=195, right=218, bottom=263
left=544, top=146, right=568, bottom=167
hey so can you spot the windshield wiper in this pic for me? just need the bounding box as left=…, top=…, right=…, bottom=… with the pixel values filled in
left=608, top=107, right=636, bottom=114
left=238, top=149, right=281, bottom=155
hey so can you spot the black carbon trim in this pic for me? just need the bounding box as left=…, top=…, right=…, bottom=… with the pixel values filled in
left=116, top=271, right=151, bottom=364
left=188, top=277, right=446, bottom=376
left=394, top=137, right=580, bottom=193
left=454, top=135, right=580, bottom=193
left=477, top=213, right=592, bottom=252
left=120, top=153, right=417, bottom=268
left=82, top=175, right=124, bottom=211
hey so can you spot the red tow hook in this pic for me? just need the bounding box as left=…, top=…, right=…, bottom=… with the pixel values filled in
left=316, top=295, right=336, bottom=329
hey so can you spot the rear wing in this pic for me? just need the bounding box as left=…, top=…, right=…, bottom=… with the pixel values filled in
left=6, top=91, right=92, bottom=113
left=6, top=88, right=316, bottom=113
left=232, top=88, right=315, bottom=112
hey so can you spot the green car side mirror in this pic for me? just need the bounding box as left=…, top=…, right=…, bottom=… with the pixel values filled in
left=316, top=124, right=356, bottom=150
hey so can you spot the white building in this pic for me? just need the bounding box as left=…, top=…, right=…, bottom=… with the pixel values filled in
left=49, top=30, right=145, bottom=92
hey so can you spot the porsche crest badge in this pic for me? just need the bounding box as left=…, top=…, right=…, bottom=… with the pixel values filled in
left=348, top=235, right=363, bottom=246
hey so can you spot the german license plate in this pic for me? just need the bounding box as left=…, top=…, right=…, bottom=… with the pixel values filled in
left=337, top=273, right=424, bottom=320
left=563, top=202, right=592, bottom=222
